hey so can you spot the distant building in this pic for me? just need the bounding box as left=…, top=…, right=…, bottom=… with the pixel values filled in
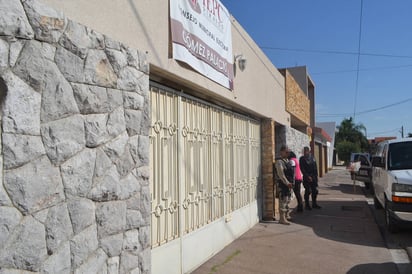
left=316, top=122, right=337, bottom=170
left=369, top=136, right=397, bottom=144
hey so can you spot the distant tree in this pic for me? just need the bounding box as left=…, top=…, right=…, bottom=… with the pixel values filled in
left=336, top=141, right=360, bottom=165
left=408, top=132, right=412, bottom=138
left=335, top=117, right=369, bottom=164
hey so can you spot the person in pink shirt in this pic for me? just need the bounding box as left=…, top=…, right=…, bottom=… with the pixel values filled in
left=289, top=151, right=304, bottom=212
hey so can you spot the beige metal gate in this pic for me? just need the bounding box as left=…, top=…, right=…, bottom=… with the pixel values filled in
left=150, top=83, right=261, bottom=248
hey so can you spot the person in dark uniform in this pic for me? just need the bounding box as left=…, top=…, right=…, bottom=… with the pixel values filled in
left=299, top=146, right=321, bottom=210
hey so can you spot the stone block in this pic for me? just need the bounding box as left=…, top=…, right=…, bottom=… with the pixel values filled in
left=67, top=198, right=96, bottom=235
left=128, top=135, right=141, bottom=167
left=45, top=203, right=73, bottom=255
left=0, top=0, right=34, bottom=39
left=123, top=229, right=142, bottom=255
left=70, top=224, right=99, bottom=268
left=105, top=35, right=121, bottom=50
left=0, top=206, right=22, bottom=248
left=123, top=91, right=144, bottom=110
left=2, top=71, right=41, bottom=135
left=84, top=113, right=111, bottom=147
left=0, top=216, right=47, bottom=271
left=84, top=49, right=117, bottom=88
left=103, top=132, right=129, bottom=161
left=73, top=248, right=107, bottom=274
left=105, top=48, right=128, bottom=74
left=41, top=241, right=71, bottom=274
left=9, top=40, right=25, bottom=67
left=124, top=109, right=142, bottom=136
left=107, top=256, right=120, bottom=274
left=138, top=248, right=151, bottom=274
left=41, top=115, right=86, bottom=165
left=0, top=38, right=8, bottom=71
left=138, top=226, right=150, bottom=250
left=117, top=66, right=145, bottom=91
left=0, top=183, right=12, bottom=206
left=22, top=0, right=67, bottom=43
left=126, top=210, right=144, bottom=230
left=106, top=107, right=126, bottom=137
left=95, top=201, right=127, bottom=238
left=118, top=173, right=141, bottom=200
left=12, top=40, right=80, bottom=123
left=99, top=233, right=123, bottom=257
left=59, top=20, right=104, bottom=59
left=114, top=150, right=135, bottom=178
left=138, top=136, right=149, bottom=166
left=55, top=46, right=85, bottom=83
left=2, top=133, right=46, bottom=170
left=119, top=252, right=139, bottom=274
left=94, top=148, right=113, bottom=178
left=61, top=148, right=96, bottom=198
left=72, top=83, right=110, bottom=114
left=4, top=156, right=65, bottom=214
left=88, top=165, right=121, bottom=202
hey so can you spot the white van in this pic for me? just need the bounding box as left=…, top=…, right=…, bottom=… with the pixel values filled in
left=372, top=138, right=412, bottom=232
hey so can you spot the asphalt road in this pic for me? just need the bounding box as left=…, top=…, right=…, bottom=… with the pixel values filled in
left=192, top=167, right=412, bottom=274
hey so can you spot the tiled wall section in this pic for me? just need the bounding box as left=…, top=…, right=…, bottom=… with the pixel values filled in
left=285, top=70, right=310, bottom=126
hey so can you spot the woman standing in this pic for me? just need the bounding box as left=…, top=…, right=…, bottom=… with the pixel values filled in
left=289, top=151, right=304, bottom=212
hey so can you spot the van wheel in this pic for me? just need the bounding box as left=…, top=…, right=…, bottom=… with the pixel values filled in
left=385, top=200, right=398, bottom=233
left=373, top=195, right=382, bottom=209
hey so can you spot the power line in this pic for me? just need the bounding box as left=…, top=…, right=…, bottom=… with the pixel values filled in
left=368, top=128, right=400, bottom=135
left=353, top=0, right=364, bottom=120
left=260, top=46, right=412, bottom=59
left=311, top=63, right=412, bottom=75
left=316, top=97, right=412, bottom=117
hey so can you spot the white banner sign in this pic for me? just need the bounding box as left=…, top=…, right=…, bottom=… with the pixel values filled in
left=170, top=0, right=234, bottom=89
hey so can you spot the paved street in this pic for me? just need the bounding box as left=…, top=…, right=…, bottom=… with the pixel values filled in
left=193, top=167, right=412, bottom=274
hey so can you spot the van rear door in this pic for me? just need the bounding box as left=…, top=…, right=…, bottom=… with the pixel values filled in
left=354, top=154, right=372, bottom=184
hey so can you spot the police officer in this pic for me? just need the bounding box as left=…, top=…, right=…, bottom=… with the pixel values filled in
left=300, top=146, right=321, bottom=210
left=275, top=145, right=295, bottom=225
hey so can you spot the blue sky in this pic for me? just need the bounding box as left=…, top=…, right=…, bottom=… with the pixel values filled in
left=221, top=0, right=412, bottom=138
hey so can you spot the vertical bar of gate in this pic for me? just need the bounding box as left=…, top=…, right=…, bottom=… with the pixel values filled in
left=177, top=94, right=184, bottom=274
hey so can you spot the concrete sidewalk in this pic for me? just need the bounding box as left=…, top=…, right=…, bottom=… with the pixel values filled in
left=192, top=167, right=410, bottom=274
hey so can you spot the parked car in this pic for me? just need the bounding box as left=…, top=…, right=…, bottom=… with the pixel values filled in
left=348, top=153, right=372, bottom=190
left=372, top=138, right=412, bottom=232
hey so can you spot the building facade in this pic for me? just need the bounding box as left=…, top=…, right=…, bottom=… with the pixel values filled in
left=0, top=1, right=318, bottom=273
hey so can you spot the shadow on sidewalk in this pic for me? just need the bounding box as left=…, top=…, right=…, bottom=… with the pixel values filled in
left=291, top=200, right=386, bottom=248
left=326, top=183, right=367, bottom=196
left=346, top=262, right=399, bottom=274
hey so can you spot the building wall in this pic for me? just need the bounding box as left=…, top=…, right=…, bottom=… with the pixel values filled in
left=275, top=126, right=310, bottom=159
left=316, top=122, right=336, bottom=169
left=284, top=70, right=310, bottom=126
left=0, top=1, right=150, bottom=273
left=261, top=120, right=276, bottom=220
left=41, top=0, right=289, bottom=125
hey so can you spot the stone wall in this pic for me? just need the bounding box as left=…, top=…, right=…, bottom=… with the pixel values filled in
left=0, top=0, right=150, bottom=273
left=275, top=125, right=309, bottom=159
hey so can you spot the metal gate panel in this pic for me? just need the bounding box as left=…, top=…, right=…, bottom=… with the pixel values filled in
left=233, top=115, right=249, bottom=210
left=223, top=112, right=234, bottom=214
left=150, top=87, right=180, bottom=248
left=181, top=97, right=213, bottom=234
left=210, top=108, right=224, bottom=220
left=150, top=83, right=261, bottom=248
left=249, top=121, right=261, bottom=202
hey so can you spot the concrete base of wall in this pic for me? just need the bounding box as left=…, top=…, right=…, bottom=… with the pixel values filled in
left=151, top=201, right=259, bottom=274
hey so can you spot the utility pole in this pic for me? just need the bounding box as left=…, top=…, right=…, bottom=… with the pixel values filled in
left=400, top=126, right=404, bottom=138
